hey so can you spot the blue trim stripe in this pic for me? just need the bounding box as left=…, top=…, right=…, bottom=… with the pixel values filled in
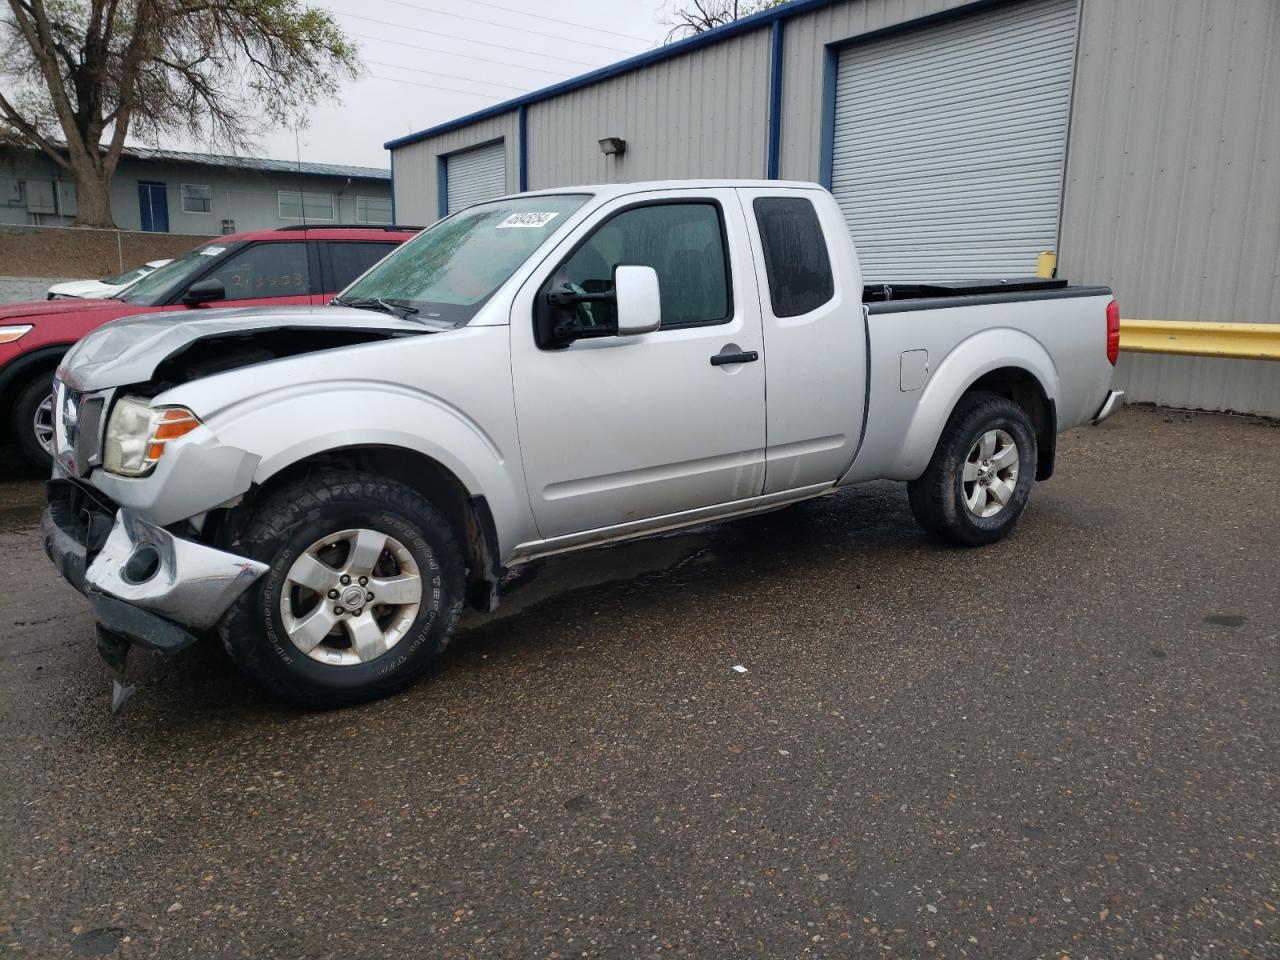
left=766, top=19, right=784, bottom=179
left=818, top=45, right=837, bottom=190
left=383, top=0, right=843, bottom=151
left=518, top=105, right=528, bottom=192
left=436, top=155, right=448, bottom=219
left=389, top=150, right=396, bottom=224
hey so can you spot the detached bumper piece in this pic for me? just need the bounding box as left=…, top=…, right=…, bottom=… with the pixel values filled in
left=1092, top=389, right=1125, bottom=425
left=43, top=480, right=268, bottom=707
left=83, top=508, right=268, bottom=631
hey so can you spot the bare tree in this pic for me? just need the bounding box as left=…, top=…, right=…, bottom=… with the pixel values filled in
left=664, top=0, right=787, bottom=41
left=0, top=0, right=359, bottom=227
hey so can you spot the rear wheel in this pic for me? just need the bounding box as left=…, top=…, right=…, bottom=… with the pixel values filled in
left=907, top=392, right=1037, bottom=547
left=12, top=373, right=56, bottom=470
left=220, top=470, right=464, bottom=708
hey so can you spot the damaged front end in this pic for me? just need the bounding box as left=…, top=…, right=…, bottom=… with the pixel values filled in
left=43, top=478, right=267, bottom=710
left=42, top=305, right=435, bottom=710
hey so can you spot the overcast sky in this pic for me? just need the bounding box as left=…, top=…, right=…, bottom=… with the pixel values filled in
left=174, top=0, right=681, bottom=170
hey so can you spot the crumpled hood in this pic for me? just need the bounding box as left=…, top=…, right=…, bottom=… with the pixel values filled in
left=58, top=304, right=428, bottom=390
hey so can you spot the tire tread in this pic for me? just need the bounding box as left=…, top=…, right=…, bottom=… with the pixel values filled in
left=219, top=469, right=463, bottom=709
left=907, top=391, right=1037, bottom=547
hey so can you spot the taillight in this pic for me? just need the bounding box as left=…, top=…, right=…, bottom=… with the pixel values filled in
left=1106, top=299, right=1120, bottom=366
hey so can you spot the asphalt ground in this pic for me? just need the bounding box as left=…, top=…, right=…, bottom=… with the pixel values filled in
left=0, top=405, right=1277, bottom=959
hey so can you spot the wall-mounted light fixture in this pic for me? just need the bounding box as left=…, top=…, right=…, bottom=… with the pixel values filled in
left=598, top=137, right=627, bottom=156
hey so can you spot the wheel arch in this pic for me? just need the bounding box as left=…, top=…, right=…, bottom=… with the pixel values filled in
left=894, top=330, right=1059, bottom=481
left=237, top=445, right=504, bottom=613
left=965, top=366, right=1056, bottom=480
left=0, top=344, right=71, bottom=439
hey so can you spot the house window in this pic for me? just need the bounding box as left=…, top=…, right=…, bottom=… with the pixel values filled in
left=356, top=196, right=392, bottom=224
left=24, top=179, right=57, bottom=214
left=278, top=190, right=335, bottom=221
left=3, top=177, right=25, bottom=207
left=181, top=183, right=212, bottom=214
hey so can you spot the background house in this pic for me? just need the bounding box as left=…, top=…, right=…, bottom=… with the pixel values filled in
left=0, top=145, right=393, bottom=235
left=384, top=0, right=1280, bottom=417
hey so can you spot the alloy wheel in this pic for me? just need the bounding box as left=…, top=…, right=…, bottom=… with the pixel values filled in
left=962, top=428, right=1019, bottom=518
left=280, top=528, right=424, bottom=666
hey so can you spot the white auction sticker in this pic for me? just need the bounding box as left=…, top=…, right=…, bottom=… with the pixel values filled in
left=199, top=245, right=225, bottom=256
left=497, top=212, right=558, bottom=229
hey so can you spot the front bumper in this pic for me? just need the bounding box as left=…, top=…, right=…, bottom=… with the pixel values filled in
left=43, top=480, right=267, bottom=654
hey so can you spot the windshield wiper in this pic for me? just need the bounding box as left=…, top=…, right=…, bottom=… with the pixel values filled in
left=333, top=296, right=420, bottom=320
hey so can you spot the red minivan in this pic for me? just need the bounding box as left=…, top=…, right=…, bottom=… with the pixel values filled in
left=0, top=224, right=419, bottom=467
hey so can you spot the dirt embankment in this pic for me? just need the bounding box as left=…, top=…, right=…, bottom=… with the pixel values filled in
left=0, top=225, right=210, bottom=278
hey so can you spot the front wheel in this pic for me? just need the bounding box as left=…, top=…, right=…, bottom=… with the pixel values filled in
left=220, top=470, right=464, bottom=708
left=907, top=392, right=1037, bottom=547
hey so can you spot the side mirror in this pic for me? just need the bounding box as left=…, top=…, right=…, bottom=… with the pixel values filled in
left=613, top=265, right=661, bottom=336
left=182, top=278, right=226, bottom=306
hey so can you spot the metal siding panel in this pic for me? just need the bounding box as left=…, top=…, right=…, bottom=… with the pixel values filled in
left=388, top=112, right=518, bottom=224
left=1059, top=0, right=1280, bottom=416
left=778, top=0, right=982, bottom=181
left=445, top=140, right=506, bottom=211
left=523, top=28, right=772, bottom=188
left=397, top=140, right=437, bottom=226
left=831, top=0, right=1077, bottom=281
left=395, top=2, right=985, bottom=201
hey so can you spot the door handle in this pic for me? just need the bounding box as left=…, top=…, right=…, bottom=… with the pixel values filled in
left=709, top=350, right=759, bottom=367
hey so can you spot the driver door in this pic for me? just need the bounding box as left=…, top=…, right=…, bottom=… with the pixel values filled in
left=510, top=189, right=766, bottom=541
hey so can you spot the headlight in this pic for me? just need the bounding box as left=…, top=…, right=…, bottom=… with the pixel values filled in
left=0, top=324, right=33, bottom=344
left=103, top=396, right=202, bottom=477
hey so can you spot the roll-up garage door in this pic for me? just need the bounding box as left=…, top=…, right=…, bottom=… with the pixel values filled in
left=831, top=0, right=1077, bottom=282
left=445, top=140, right=506, bottom=213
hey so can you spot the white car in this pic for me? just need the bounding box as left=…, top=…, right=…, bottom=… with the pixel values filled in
left=46, top=260, right=172, bottom=300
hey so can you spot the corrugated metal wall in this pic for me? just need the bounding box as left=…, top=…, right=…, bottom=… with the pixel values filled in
left=1058, top=0, right=1280, bottom=416
left=524, top=29, right=773, bottom=188
left=388, top=112, right=519, bottom=224
left=830, top=0, right=1076, bottom=281
left=445, top=141, right=507, bottom=212
left=387, top=0, right=1278, bottom=416
left=778, top=0, right=980, bottom=181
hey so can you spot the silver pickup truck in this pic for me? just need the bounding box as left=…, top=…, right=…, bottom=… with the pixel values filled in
left=43, top=181, right=1123, bottom=709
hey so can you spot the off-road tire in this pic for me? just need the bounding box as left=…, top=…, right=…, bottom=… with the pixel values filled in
left=12, top=373, right=55, bottom=470
left=219, top=470, right=464, bottom=709
left=907, top=391, right=1037, bottom=547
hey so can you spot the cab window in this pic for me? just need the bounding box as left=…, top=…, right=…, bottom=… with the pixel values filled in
left=753, top=197, right=834, bottom=318
left=201, top=241, right=312, bottom=301
left=556, top=202, right=731, bottom=331
left=326, top=241, right=398, bottom=291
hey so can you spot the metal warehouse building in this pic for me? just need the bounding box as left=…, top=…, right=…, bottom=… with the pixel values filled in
left=386, top=0, right=1280, bottom=416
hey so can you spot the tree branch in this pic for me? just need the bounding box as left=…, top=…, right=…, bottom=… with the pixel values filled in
left=0, top=87, right=69, bottom=168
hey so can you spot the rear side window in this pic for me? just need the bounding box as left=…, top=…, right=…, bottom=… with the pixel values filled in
left=327, top=241, right=398, bottom=291
left=201, top=241, right=312, bottom=301
left=753, top=197, right=834, bottom=317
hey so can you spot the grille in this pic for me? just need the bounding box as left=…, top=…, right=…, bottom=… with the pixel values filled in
left=54, top=383, right=106, bottom=476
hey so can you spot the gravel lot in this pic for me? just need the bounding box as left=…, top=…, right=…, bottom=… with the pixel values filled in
left=1, top=405, right=1277, bottom=959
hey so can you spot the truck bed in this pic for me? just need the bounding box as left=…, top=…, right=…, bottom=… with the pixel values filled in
left=863, top=277, right=1110, bottom=312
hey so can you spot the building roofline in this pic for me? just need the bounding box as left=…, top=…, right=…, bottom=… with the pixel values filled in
left=1, top=141, right=390, bottom=181
left=383, top=0, right=839, bottom=151
left=119, top=145, right=390, bottom=180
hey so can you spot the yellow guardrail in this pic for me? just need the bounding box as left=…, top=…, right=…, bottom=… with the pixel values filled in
left=1120, top=320, right=1280, bottom=362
